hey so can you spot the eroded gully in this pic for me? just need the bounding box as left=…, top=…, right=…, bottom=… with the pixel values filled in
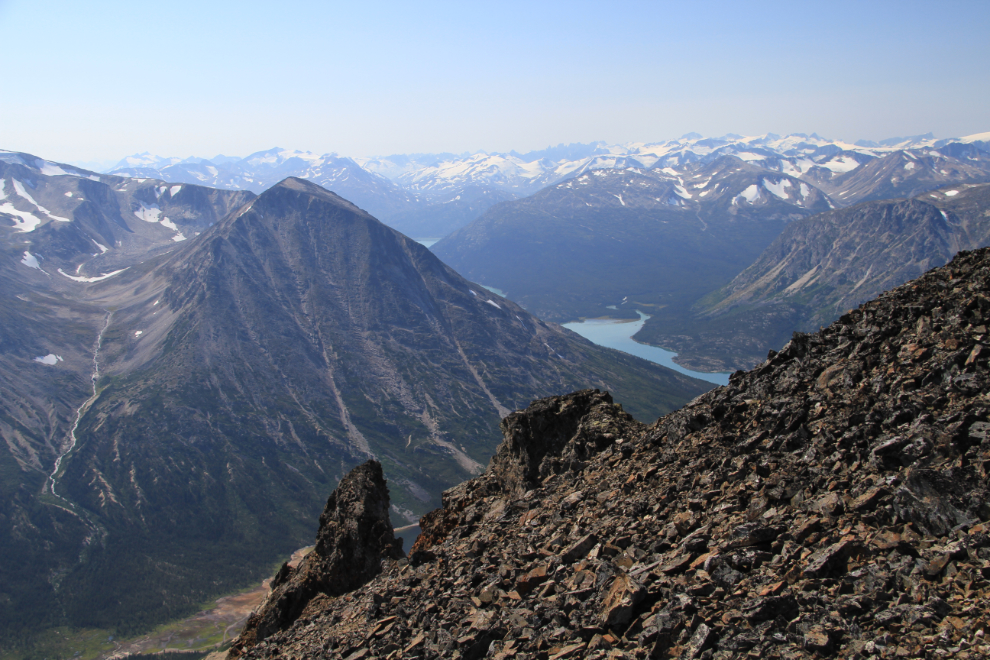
left=45, top=311, right=112, bottom=534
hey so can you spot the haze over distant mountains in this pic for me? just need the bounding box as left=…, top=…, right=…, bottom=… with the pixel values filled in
left=432, top=133, right=990, bottom=363
left=98, top=129, right=990, bottom=376
left=104, top=131, right=990, bottom=239
left=4, top=127, right=990, bottom=646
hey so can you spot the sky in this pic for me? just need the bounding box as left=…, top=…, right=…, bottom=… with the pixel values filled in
left=2, top=0, right=988, bottom=167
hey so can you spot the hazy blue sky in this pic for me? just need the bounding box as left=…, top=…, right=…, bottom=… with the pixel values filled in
left=2, top=0, right=988, bottom=165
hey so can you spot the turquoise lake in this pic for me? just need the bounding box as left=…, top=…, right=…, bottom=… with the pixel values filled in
left=564, top=311, right=730, bottom=386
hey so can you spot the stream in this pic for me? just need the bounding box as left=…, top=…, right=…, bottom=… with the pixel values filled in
left=47, top=311, right=113, bottom=521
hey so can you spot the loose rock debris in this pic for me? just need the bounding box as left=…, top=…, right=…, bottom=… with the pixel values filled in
left=230, top=249, right=990, bottom=659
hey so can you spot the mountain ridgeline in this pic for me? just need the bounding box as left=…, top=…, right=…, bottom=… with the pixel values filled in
left=433, top=159, right=831, bottom=323
left=432, top=141, right=990, bottom=372
left=0, top=172, right=709, bottom=645
left=640, top=183, right=990, bottom=371
left=109, top=132, right=990, bottom=241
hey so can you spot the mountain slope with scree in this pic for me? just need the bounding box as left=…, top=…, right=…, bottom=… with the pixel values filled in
left=230, top=248, right=990, bottom=659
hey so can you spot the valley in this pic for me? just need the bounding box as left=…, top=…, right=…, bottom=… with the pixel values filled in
left=8, top=2, right=989, bottom=658
left=640, top=182, right=990, bottom=371
left=0, top=156, right=708, bottom=650
left=3, top=128, right=990, bottom=656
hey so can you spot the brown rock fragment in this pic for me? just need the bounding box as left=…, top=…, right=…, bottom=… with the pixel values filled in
left=803, top=538, right=858, bottom=578
left=516, top=564, right=549, bottom=594
left=852, top=486, right=889, bottom=511
left=562, top=533, right=598, bottom=563
left=803, top=625, right=834, bottom=653
left=599, top=573, right=646, bottom=627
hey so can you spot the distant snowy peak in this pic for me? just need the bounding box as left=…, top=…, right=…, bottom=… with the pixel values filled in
left=100, top=130, right=989, bottom=217
left=239, top=148, right=325, bottom=169
left=360, top=132, right=987, bottom=200
left=112, top=152, right=185, bottom=171
left=540, top=157, right=830, bottom=216
left=108, top=148, right=421, bottom=222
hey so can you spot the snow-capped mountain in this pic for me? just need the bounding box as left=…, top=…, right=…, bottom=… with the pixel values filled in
left=431, top=155, right=833, bottom=324
left=0, top=149, right=253, bottom=279
left=106, top=131, right=990, bottom=238
left=356, top=131, right=990, bottom=201
left=110, top=148, right=423, bottom=223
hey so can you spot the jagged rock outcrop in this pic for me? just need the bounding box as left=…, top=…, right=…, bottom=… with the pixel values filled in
left=410, top=390, right=641, bottom=556
left=229, top=461, right=403, bottom=655
left=233, top=250, right=990, bottom=659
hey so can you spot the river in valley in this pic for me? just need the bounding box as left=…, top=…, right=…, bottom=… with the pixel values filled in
left=564, top=311, right=730, bottom=386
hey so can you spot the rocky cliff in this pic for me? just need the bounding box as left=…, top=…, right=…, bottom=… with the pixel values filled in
left=229, top=247, right=990, bottom=659
left=230, top=460, right=402, bottom=654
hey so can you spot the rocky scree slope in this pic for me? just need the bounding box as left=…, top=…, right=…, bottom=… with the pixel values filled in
left=231, top=248, right=990, bottom=659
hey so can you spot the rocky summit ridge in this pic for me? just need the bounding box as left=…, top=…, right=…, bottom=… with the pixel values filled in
left=228, top=249, right=990, bottom=658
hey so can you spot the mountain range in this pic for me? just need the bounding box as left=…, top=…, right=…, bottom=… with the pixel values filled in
left=430, top=136, right=990, bottom=372
left=432, top=156, right=832, bottom=324
left=104, top=131, right=990, bottom=240
left=6, top=127, right=990, bottom=649
left=640, top=182, right=990, bottom=371
left=0, top=152, right=709, bottom=646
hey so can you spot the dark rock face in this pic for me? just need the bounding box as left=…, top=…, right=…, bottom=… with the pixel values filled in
left=230, top=461, right=402, bottom=654
left=410, top=390, right=640, bottom=554
left=231, top=249, right=990, bottom=659
left=489, top=389, right=644, bottom=497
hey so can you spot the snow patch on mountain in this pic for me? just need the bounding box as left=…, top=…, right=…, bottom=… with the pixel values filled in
left=21, top=251, right=42, bottom=269
left=734, top=184, right=762, bottom=205
left=57, top=268, right=128, bottom=283
left=763, top=178, right=792, bottom=199
left=13, top=179, right=71, bottom=222
left=819, top=156, right=861, bottom=173
left=134, top=203, right=162, bottom=223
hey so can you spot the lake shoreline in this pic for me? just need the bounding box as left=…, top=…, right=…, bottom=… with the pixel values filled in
left=563, top=311, right=730, bottom=386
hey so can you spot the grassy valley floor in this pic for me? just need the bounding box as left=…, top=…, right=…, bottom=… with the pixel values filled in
left=5, top=548, right=312, bottom=660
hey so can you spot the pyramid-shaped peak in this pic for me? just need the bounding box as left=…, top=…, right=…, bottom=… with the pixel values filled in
left=260, top=176, right=372, bottom=216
